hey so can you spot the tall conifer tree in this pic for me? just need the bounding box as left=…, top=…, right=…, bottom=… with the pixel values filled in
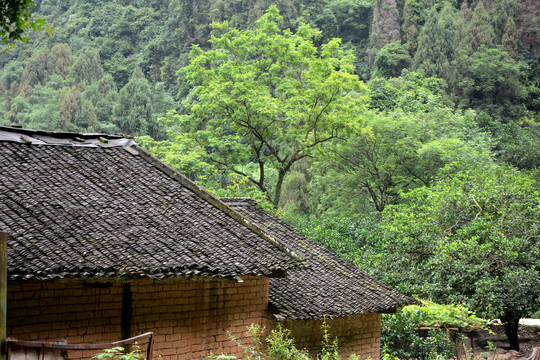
left=414, top=3, right=461, bottom=79
left=402, top=0, right=419, bottom=54
left=50, top=44, right=73, bottom=78
left=57, top=86, right=81, bottom=131
left=69, top=50, right=104, bottom=88
left=492, top=0, right=521, bottom=43
left=502, top=17, right=520, bottom=59
left=469, top=1, right=495, bottom=50
left=114, top=67, right=153, bottom=137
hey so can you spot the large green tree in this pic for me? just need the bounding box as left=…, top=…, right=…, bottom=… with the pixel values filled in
left=453, top=45, right=527, bottom=122
left=170, top=6, right=368, bottom=208
left=373, top=165, right=540, bottom=350
left=414, top=3, right=463, bottom=80
left=114, top=67, right=157, bottom=137
left=317, top=72, right=493, bottom=213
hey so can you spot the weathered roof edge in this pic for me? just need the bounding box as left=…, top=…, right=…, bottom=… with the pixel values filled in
left=222, top=196, right=417, bottom=318
left=0, top=125, right=126, bottom=140
left=0, top=126, right=306, bottom=268
left=0, top=126, right=139, bottom=153
left=134, top=145, right=307, bottom=265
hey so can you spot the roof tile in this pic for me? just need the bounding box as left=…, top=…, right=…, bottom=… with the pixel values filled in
left=221, top=197, right=414, bottom=319
left=0, top=128, right=303, bottom=281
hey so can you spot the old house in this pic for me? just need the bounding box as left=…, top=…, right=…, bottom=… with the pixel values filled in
left=222, top=198, right=413, bottom=358
left=0, top=126, right=411, bottom=360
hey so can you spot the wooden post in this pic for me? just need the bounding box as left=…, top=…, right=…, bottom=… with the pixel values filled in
left=0, top=232, right=7, bottom=360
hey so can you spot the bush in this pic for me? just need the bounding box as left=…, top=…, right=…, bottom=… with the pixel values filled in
left=382, top=300, right=492, bottom=359
left=211, top=321, right=358, bottom=360
left=92, top=344, right=146, bottom=360
left=402, top=300, right=491, bottom=331
left=381, top=310, right=454, bottom=360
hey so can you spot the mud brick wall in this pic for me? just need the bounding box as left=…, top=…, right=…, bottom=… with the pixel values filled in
left=278, top=313, right=382, bottom=360
left=7, top=276, right=270, bottom=360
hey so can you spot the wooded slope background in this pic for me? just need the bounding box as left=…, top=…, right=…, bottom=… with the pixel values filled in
left=1, top=0, right=538, bottom=147
left=2, top=0, right=540, bottom=349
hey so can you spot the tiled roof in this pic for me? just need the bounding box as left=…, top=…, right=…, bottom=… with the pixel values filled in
left=221, top=197, right=414, bottom=320
left=0, top=127, right=304, bottom=281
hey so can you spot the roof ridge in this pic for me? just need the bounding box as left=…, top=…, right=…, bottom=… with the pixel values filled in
left=221, top=197, right=415, bottom=318
left=134, top=145, right=307, bottom=265
left=0, top=126, right=126, bottom=140
left=0, top=126, right=136, bottom=152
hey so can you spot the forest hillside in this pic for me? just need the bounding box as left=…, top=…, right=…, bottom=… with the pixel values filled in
left=2, top=0, right=540, bottom=352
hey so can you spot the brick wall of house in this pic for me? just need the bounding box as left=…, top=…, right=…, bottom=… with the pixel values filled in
left=278, top=313, right=382, bottom=360
left=7, top=276, right=270, bottom=360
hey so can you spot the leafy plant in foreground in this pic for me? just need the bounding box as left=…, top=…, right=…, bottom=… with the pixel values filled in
left=92, top=343, right=146, bottom=360
left=381, top=308, right=454, bottom=360
left=403, top=299, right=491, bottom=331
left=212, top=321, right=357, bottom=359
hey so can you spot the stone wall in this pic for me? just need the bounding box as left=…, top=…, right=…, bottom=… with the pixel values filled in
left=8, top=276, right=269, bottom=360
left=8, top=278, right=383, bottom=360
left=279, top=313, right=382, bottom=360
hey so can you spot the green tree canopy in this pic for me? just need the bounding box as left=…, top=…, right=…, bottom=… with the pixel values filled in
left=315, top=72, right=493, bottom=213
left=372, top=165, right=540, bottom=350
left=453, top=45, right=527, bottom=122
left=114, top=67, right=154, bottom=137
left=69, top=50, right=104, bottom=87
left=169, top=5, right=368, bottom=208
left=373, top=41, right=412, bottom=78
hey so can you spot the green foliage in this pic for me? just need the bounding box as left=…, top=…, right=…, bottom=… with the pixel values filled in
left=381, top=300, right=490, bottom=359
left=373, top=164, right=540, bottom=350
left=227, top=324, right=267, bottom=360
left=213, top=321, right=358, bottom=360
left=453, top=45, right=527, bottom=123
left=491, top=0, right=521, bottom=45
left=178, top=5, right=368, bottom=208
left=92, top=343, right=145, bottom=360
left=401, top=0, right=420, bottom=54
left=368, top=70, right=447, bottom=112
left=496, top=120, right=540, bottom=170
left=318, top=319, right=341, bottom=360
left=381, top=308, right=454, bottom=360
left=220, top=323, right=311, bottom=360
left=57, top=86, right=81, bottom=131
left=70, top=50, right=104, bottom=87
left=501, top=17, right=519, bottom=59
left=320, top=72, right=492, bottom=213
left=373, top=41, right=412, bottom=78
left=413, top=3, right=463, bottom=79
left=403, top=299, right=491, bottom=331
left=0, top=0, right=50, bottom=50
left=290, top=213, right=383, bottom=272
left=266, top=325, right=311, bottom=360
left=468, top=1, right=494, bottom=50
left=318, top=0, right=374, bottom=80
left=114, top=67, right=170, bottom=139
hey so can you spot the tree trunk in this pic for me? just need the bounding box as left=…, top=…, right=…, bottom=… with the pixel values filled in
left=273, top=171, right=285, bottom=209
left=501, top=315, right=520, bottom=351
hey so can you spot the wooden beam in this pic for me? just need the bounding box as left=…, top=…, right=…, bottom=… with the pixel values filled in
left=0, top=232, right=6, bottom=360
left=7, top=332, right=154, bottom=351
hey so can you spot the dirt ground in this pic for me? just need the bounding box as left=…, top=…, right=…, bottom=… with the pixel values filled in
left=468, top=322, right=540, bottom=360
